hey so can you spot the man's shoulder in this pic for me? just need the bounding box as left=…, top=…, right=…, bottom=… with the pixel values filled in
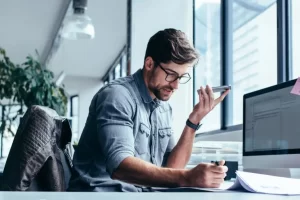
left=96, top=78, right=137, bottom=103
left=106, top=76, right=136, bottom=90
left=99, top=84, right=132, bottom=99
left=91, top=82, right=136, bottom=114
left=110, top=75, right=134, bottom=85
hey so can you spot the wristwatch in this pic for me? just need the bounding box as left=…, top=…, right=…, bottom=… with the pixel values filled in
left=186, top=119, right=202, bottom=131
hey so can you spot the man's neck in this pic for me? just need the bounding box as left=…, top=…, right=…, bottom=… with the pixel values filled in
left=142, top=68, right=156, bottom=99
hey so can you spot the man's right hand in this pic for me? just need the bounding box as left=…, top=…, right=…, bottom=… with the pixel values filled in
left=182, top=160, right=228, bottom=188
left=112, top=157, right=228, bottom=189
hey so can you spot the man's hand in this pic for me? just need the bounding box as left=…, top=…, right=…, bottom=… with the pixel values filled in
left=189, top=85, right=230, bottom=124
left=182, top=160, right=228, bottom=188
left=112, top=156, right=227, bottom=189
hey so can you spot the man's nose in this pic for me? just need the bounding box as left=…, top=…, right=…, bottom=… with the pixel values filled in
left=170, top=79, right=179, bottom=90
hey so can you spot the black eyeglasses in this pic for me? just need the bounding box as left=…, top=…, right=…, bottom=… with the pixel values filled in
left=156, top=62, right=191, bottom=84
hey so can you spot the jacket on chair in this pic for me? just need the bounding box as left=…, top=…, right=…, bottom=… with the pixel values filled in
left=1, top=105, right=73, bottom=191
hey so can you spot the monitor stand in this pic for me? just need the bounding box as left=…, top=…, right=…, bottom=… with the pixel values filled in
left=242, top=168, right=300, bottom=179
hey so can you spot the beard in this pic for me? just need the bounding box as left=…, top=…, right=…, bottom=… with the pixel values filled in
left=147, top=68, right=174, bottom=101
left=149, top=85, right=174, bottom=101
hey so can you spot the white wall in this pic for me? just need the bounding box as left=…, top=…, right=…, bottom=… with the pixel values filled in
left=131, top=0, right=194, bottom=141
left=131, top=0, right=193, bottom=74
left=63, top=76, right=103, bottom=141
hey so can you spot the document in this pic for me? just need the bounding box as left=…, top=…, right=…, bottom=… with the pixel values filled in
left=231, top=171, right=300, bottom=195
left=152, top=171, right=300, bottom=195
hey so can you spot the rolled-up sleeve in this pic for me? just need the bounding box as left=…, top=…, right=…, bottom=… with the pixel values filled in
left=95, top=85, right=135, bottom=176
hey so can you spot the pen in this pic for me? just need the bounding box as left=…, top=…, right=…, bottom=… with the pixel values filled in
left=211, top=161, right=219, bottom=166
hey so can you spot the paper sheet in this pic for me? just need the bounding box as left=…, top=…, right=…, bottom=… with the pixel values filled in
left=152, top=171, right=300, bottom=195
left=291, top=77, right=300, bottom=95
left=235, top=171, right=300, bottom=195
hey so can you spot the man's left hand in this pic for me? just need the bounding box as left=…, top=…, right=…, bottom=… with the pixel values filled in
left=188, top=85, right=230, bottom=125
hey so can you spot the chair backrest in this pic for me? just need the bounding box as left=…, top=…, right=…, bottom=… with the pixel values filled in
left=1, top=105, right=73, bottom=191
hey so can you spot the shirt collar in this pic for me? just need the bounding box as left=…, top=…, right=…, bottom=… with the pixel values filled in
left=133, top=69, right=154, bottom=104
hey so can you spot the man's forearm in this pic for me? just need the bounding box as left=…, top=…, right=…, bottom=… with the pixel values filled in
left=112, top=156, right=188, bottom=187
left=165, top=125, right=196, bottom=169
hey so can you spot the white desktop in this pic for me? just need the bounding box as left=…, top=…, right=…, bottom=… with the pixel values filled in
left=242, top=79, right=300, bottom=178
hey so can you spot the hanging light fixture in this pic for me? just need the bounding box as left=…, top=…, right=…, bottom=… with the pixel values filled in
left=61, top=0, right=95, bottom=40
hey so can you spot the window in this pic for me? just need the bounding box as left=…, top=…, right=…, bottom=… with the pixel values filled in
left=194, top=0, right=280, bottom=132
left=0, top=104, right=22, bottom=157
left=231, top=0, right=277, bottom=125
left=121, top=54, right=127, bottom=77
left=194, top=0, right=221, bottom=132
left=102, top=47, right=128, bottom=83
left=114, top=64, right=121, bottom=79
left=109, top=72, right=114, bottom=82
left=292, top=0, right=300, bottom=78
left=70, top=95, right=79, bottom=143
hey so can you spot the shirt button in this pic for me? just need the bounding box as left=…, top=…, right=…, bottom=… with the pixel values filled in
left=152, top=155, right=155, bottom=158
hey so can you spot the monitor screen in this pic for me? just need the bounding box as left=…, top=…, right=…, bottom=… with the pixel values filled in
left=243, top=79, right=300, bottom=156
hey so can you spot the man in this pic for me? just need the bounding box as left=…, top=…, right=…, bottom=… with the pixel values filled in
left=68, top=28, right=230, bottom=192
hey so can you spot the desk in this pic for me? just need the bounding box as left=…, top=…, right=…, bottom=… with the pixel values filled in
left=0, top=192, right=299, bottom=200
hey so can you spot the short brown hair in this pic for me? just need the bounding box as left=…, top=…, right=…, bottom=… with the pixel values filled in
left=144, top=28, right=199, bottom=65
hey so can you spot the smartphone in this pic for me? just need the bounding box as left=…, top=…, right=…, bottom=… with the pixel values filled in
left=197, top=85, right=231, bottom=94
left=212, top=85, right=231, bottom=93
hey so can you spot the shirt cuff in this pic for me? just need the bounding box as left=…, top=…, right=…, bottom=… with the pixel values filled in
left=106, top=151, right=134, bottom=176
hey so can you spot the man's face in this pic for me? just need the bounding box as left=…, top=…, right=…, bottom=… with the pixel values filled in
left=147, top=60, right=191, bottom=101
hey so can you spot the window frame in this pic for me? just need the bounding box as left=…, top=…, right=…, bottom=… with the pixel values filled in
left=102, top=45, right=128, bottom=83
left=70, top=95, right=79, bottom=117
left=193, top=0, right=293, bottom=136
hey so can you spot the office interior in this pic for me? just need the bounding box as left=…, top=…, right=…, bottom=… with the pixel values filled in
left=0, top=0, right=300, bottom=197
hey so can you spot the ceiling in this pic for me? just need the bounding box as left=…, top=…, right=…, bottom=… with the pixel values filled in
left=49, top=0, right=127, bottom=78
left=0, top=0, right=127, bottom=79
left=0, top=0, right=69, bottom=64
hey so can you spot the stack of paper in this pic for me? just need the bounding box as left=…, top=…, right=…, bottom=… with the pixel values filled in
left=153, top=171, right=300, bottom=195
left=229, top=171, right=300, bottom=195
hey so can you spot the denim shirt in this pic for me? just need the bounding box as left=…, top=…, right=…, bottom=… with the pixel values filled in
left=68, top=69, right=175, bottom=192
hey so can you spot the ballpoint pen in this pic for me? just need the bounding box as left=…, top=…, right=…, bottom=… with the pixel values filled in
left=211, top=160, right=219, bottom=166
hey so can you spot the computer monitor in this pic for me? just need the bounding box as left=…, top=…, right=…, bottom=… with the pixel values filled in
left=243, top=79, right=300, bottom=172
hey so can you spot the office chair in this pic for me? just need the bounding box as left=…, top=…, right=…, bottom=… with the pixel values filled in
left=1, top=105, right=73, bottom=191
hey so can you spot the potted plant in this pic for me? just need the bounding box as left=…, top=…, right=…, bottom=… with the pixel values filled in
left=0, top=47, right=68, bottom=157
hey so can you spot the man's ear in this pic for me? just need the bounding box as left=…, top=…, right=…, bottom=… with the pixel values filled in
left=144, top=57, right=155, bottom=71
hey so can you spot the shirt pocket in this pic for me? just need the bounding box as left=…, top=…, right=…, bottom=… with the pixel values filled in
left=135, top=123, right=150, bottom=155
left=158, top=127, right=172, bottom=154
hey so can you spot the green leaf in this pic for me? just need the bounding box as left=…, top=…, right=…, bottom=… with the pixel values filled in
left=0, top=48, right=6, bottom=55
left=0, top=47, right=68, bottom=135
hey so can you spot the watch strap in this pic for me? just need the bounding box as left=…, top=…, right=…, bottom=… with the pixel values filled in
left=186, top=119, right=202, bottom=130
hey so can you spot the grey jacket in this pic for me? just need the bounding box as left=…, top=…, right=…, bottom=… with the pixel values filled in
left=1, top=105, right=73, bottom=191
